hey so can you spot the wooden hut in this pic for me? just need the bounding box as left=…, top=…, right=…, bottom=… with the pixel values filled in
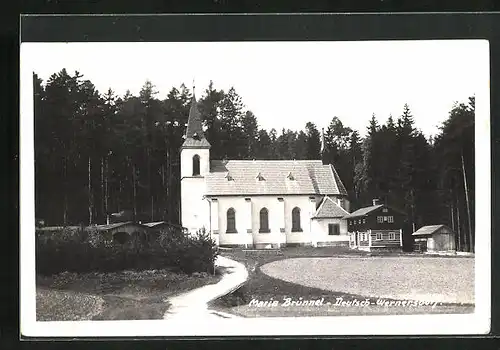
left=90, top=221, right=150, bottom=245
left=412, top=225, right=456, bottom=253
left=344, top=199, right=406, bottom=252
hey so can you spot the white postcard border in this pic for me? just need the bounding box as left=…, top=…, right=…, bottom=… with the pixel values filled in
left=20, top=40, right=491, bottom=337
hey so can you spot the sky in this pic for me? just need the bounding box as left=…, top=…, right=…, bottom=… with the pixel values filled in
left=24, top=40, right=488, bottom=139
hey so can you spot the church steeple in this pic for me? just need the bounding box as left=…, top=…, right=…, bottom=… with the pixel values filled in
left=182, top=83, right=211, bottom=149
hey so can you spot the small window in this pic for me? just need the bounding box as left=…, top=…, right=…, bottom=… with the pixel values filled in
left=363, top=218, right=366, bottom=224
left=388, top=216, right=394, bottom=223
left=192, top=154, right=200, bottom=176
left=292, top=207, right=302, bottom=232
left=375, top=233, right=382, bottom=240
left=259, top=208, right=270, bottom=233
left=382, top=208, right=388, bottom=213
left=226, top=208, right=236, bottom=233
left=389, top=232, right=396, bottom=240
left=377, top=216, right=384, bottom=223
left=328, top=223, right=340, bottom=235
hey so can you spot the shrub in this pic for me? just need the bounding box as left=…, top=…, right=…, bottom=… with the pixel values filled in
left=36, top=225, right=219, bottom=276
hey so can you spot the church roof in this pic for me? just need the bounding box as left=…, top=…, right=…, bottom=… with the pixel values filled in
left=205, top=160, right=348, bottom=196
left=312, top=196, right=350, bottom=218
left=182, top=91, right=211, bottom=149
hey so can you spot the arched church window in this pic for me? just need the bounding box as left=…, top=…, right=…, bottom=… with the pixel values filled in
left=292, top=207, right=302, bottom=232
left=259, top=208, right=270, bottom=233
left=226, top=208, right=236, bottom=233
left=192, top=154, right=200, bottom=176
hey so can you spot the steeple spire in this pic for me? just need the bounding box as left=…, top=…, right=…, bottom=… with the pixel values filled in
left=181, top=81, right=211, bottom=149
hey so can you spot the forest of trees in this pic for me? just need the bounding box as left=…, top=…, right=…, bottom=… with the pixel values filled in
left=33, top=69, right=475, bottom=252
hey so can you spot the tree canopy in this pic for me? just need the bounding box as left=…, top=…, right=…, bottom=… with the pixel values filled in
left=33, top=69, right=476, bottom=251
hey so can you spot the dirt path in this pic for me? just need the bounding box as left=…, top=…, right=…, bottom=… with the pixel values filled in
left=163, top=256, right=248, bottom=320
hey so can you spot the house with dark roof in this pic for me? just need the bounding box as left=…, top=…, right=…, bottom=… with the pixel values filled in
left=412, top=225, right=456, bottom=253
left=344, top=199, right=406, bottom=252
left=180, top=87, right=350, bottom=248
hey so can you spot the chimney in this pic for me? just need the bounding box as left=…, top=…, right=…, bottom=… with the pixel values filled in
left=372, top=198, right=380, bottom=206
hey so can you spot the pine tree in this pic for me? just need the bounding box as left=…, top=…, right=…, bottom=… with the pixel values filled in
left=241, top=111, right=260, bottom=159
left=305, top=122, right=321, bottom=160
left=198, top=81, right=224, bottom=159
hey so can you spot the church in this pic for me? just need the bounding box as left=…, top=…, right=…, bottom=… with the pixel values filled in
left=180, top=90, right=351, bottom=248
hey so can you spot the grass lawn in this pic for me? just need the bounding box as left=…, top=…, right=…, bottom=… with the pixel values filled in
left=36, top=269, right=221, bottom=321
left=209, top=247, right=475, bottom=317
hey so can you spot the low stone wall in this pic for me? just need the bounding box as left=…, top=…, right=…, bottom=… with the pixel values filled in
left=316, top=241, right=349, bottom=248
left=254, top=243, right=282, bottom=249
left=284, top=242, right=314, bottom=248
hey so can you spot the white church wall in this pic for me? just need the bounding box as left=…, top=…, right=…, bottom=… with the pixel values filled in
left=206, top=194, right=349, bottom=247
left=216, top=196, right=253, bottom=247
left=283, top=196, right=317, bottom=245
left=180, top=177, right=209, bottom=234
left=212, top=195, right=326, bottom=247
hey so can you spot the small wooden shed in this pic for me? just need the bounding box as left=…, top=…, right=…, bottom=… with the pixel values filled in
left=412, top=225, right=456, bottom=253
left=91, top=221, right=150, bottom=245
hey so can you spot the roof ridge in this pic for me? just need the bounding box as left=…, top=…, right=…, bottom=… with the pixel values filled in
left=325, top=196, right=350, bottom=215
left=312, top=196, right=328, bottom=217
left=328, top=164, right=347, bottom=196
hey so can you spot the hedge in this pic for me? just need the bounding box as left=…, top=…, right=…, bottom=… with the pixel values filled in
left=36, top=226, right=218, bottom=276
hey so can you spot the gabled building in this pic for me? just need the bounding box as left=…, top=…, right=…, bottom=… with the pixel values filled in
left=311, top=196, right=350, bottom=247
left=180, top=88, right=350, bottom=248
left=412, top=225, right=456, bottom=253
left=344, top=199, right=406, bottom=252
